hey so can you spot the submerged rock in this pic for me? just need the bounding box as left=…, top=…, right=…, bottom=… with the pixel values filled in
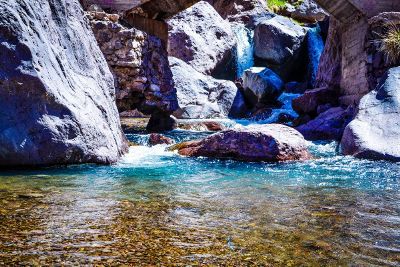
left=172, top=124, right=311, bottom=162
left=0, top=0, right=128, bottom=167
left=149, top=134, right=174, bottom=146
left=167, top=1, right=236, bottom=79
left=297, top=107, right=354, bottom=141
left=242, top=67, right=284, bottom=106
left=341, top=67, right=400, bottom=161
left=170, top=57, right=246, bottom=119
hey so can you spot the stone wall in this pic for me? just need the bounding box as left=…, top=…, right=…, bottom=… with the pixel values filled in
left=316, top=1, right=400, bottom=106
left=87, top=11, right=178, bottom=130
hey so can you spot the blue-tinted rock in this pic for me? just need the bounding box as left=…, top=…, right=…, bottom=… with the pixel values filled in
left=242, top=67, right=284, bottom=106
left=0, top=0, right=128, bottom=167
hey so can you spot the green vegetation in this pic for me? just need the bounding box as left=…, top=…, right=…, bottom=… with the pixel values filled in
left=267, top=0, right=287, bottom=12
left=380, top=24, right=400, bottom=63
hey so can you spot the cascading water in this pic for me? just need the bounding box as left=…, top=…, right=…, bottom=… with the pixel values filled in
left=233, top=23, right=255, bottom=79
left=306, top=25, right=324, bottom=88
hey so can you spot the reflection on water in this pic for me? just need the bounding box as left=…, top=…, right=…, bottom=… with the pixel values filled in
left=0, top=133, right=399, bottom=265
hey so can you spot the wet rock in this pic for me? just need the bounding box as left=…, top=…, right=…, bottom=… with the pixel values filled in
left=147, top=111, right=176, bottom=133
left=254, top=15, right=307, bottom=79
left=341, top=67, right=400, bottom=161
left=149, top=134, right=174, bottom=146
left=167, top=1, right=236, bottom=79
left=172, top=124, right=311, bottom=162
left=297, top=107, right=354, bottom=141
left=292, top=87, right=338, bottom=116
left=242, top=67, right=284, bottom=106
left=170, top=57, right=245, bottom=119
left=0, top=0, right=128, bottom=167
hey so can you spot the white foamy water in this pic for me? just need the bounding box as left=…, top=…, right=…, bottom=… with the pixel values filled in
left=118, top=145, right=176, bottom=167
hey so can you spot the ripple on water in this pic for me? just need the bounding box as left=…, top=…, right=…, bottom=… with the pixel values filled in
left=0, top=132, right=399, bottom=265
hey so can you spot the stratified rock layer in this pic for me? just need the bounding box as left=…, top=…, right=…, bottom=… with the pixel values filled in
left=173, top=124, right=311, bottom=162
left=0, top=0, right=128, bottom=167
left=341, top=67, right=400, bottom=161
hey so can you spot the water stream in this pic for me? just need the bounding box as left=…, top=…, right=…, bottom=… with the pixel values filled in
left=0, top=130, right=399, bottom=265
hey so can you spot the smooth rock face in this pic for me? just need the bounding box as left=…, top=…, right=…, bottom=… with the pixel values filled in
left=242, top=67, right=284, bottom=106
left=167, top=1, right=236, bottom=78
left=297, top=107, right=353, bottom=141
left=170, top=57, right=246, bottom=119
left=341, top=67, right=400, bottom=161
left=173, top=124, right=311, bottom=162
left=0, top=0, right=128, bottom=167
left=254, top=16, right=307, bottom=66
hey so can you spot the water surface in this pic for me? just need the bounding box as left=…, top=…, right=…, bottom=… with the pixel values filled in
left=0, top=131, right=399, bottom=266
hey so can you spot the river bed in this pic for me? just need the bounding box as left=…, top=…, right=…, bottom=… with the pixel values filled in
left=0, top=130, right=399, bottom=266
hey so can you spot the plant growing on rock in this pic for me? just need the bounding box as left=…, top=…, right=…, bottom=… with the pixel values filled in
left=380, top=23, right=400, bottom=64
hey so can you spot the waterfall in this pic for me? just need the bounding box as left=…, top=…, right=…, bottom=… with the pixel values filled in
left=233, top=24, right=255, bottom=79
left=306, top=25, right=324, bottom=88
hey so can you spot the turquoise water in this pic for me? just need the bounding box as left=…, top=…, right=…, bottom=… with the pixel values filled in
left=0, top=130, right=399, bottom=265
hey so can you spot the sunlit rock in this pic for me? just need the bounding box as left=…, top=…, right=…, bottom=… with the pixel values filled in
left=0, top=0, right=128, bottom=167
left=341, top=67, right=400, bottom=161
left=172, top=124, right=311, bottom=162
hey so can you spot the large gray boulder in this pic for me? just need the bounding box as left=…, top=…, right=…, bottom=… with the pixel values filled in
left=0, top=0, right=128, bottom=167
left=242, top=67, right=284, bottom=106
left=167, top=1, right=236, bottom=79
left=169, top=57, right=247, bottom=119
left=254, top=15, right=307, bottom=79
left=254, top=16, right=306, bottom=64
left=171, top=124, right=311, bottom=162
left=341, top=67, right=400, bottom=161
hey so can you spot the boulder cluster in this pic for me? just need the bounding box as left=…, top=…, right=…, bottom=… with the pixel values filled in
left=1, top=0, right=400, bottom=166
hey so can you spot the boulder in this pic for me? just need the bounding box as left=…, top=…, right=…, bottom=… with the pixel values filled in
left=206, top=0, right=272, bottom=28
left=254, top=15, right=307, bottom=79
left=292, top=87, right=338, bottom=116
left=297, top=107, right=354, bottom=141
left=169, top=57, right=246, bottom=119
left=290, top=0, right=327, bottom=23
left=242, top=67, right=284, bottom=106
left=341, top=67, right=400, bottom=161
left=167, top=1, right=236, bottom=79
left=149, top=134, right=174, bottom=146
left=0, top=0, right=128, bottom=167
left=171, top=124, right=311, bottom=162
